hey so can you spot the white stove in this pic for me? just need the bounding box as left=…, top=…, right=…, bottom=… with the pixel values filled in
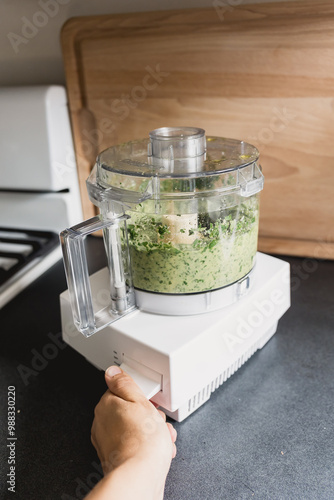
left=0, top=86, right=82, bottom=308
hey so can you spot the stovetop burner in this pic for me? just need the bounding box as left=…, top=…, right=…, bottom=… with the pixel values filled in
left=0, top=228, right=59, bottom=285
left=0, top=227, right=61, bottom=308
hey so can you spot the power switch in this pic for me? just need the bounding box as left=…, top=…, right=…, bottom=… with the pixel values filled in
left=120, top=356, right=162, bottom=400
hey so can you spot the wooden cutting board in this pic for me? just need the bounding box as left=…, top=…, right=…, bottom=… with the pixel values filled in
left=61, top=1, right=334, bottom=259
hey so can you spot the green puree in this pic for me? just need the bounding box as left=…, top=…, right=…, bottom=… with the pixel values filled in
left=126, top=198, right=259, bottom=294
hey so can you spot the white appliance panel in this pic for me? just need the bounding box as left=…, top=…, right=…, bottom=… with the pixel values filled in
left=61, top=252, right=290, bottom=421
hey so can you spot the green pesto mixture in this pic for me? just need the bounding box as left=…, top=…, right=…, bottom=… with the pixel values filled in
left=125, top=198, right=259, bottom=294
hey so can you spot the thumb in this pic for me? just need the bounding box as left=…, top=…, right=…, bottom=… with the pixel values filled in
left=105, top=365, right=147, bottom=403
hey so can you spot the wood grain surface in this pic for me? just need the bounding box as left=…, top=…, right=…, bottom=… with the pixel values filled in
left=61, top=1, right=334, bottom=259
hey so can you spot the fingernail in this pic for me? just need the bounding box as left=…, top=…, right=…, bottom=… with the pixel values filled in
left=105, top=366, right=122, bottom=378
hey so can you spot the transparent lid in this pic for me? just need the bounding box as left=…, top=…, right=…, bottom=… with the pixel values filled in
left=88, top=127, right=263, bottom=204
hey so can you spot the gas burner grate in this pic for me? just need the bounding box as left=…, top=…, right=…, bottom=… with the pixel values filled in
left=0, top=228, right=59, bottom=286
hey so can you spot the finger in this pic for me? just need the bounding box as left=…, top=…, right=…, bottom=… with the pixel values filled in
left=172, top=443, right=177, bottom=459
left=157, top=409, right=166, bottom=421
left=166, top=422, right=177, bottom=443
left=104, top=366, right=147, bottom=403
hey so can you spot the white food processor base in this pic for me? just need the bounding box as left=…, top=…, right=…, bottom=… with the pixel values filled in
left=60, top=252, right=290, bottom=422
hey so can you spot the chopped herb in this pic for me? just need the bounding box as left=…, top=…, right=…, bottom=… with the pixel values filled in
left=157, top=224, right=170, bottom=236
left=124, top=195, right=259, bottom=293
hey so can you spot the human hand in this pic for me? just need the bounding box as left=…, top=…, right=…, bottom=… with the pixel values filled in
left=91, top=366, right=177, bottom=487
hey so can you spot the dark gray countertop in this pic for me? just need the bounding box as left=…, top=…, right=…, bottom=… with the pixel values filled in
left=1, top=239, right=334, bottom=500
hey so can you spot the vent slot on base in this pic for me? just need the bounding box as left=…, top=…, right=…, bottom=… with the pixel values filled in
left=171, top=323, right=278, bottom=421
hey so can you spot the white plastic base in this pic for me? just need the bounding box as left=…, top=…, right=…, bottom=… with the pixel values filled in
left=163, top=321, right=278, bottom=421
left=60, top=252, right=290, bottom=421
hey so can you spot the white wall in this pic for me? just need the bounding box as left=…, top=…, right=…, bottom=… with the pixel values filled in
left=0, top=0, right=297, bottom=87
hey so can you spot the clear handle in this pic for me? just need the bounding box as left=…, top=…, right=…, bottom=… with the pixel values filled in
left=60, top=214, right=136, bottom=337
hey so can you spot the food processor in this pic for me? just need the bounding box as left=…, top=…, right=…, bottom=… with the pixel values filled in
left=60, top=127, right=290, bottom=421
